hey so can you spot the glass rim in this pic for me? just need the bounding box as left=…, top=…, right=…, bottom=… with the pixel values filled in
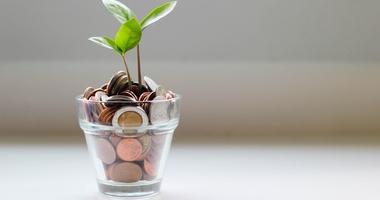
left=76, top=93, right=181, bottom=104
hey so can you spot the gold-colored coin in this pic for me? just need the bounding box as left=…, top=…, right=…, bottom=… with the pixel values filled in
left=112, top=106, right=149, bottom=128
left=118, top=111, right=143, bottom=127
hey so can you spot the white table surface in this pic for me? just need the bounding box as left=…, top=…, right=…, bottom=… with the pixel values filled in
left=1, top=141, right=380, bottom=200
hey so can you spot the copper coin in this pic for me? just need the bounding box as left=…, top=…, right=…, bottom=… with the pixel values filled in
left=88, top=88, right=105, bottom=99
left=140, top=93, right=150, bottom=112
left=87, top=96, right=100, bottom=122
left=139, top=92, right=150, bottom=101
left=83, top=99, right=95, bottom=122
left=94, top=137, right=116, bottom=165
left=116, top=139, right=143, bottom=161
left=119, top=90, right=138, bottom=101
left=83, top=87, right=95, bottom=99
left=147, top=91, right=156, bottom=101
left=129, top=83, right=148, bottom=98
left=167, top=90, right=176, bottom=99
left=144, top=159, right=158, bottom=177
left=99, top=107, right=118, bottom=124
left=141, top=92, right=156, bottom=114
left=107, top=162, right=142, bottom=183
left=93, top=91, right=106, bottom=116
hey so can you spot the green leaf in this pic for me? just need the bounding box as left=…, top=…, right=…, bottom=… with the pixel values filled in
left=88, top=36, right=113, bottom=49
left=103, top=37, right=123, bottom=54
left=88, top=36, right=122, bottom=54
left=115, top=18, right=142, bottom=54
left=102, top=0, right=136, bottom=23
left=140, top=1, right=177, bottom=30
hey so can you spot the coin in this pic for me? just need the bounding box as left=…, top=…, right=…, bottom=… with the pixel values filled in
left=83, top=98, right=96, bottom=122
left=107, top=162, right=142, bottom=183
left=88, top=88, right=105, bottom=99
left=165, top=92, right=173, bottom=100
left=113, top=75, right=129, bottom=95
left=143, top=159, right=158, bottom=177
left=144, top=76, right=159, bottom=92
left=83, top=87, right=95, bottom=99
left=94, top=90, right=107, bottom=101
left=87, top=96, right=102, bottom=121
left=136, top=134, right=152, bottom=160
left=149, top=96, right=170, bottom=124
left=84, top=95, right=104, bottom=122
left=140, top=91, right=156, bottom=114
left=93, top=91, right=107, bottom=115
left=139, top=92, right=150, bottom=102
left=107, top=71, right=127, bottom=96
left=112, top=106, right=149, bottom=128
left=116, top=138, right=143, bottom=161
left=94, top=137, right=116, bottom=165
left=105, top=95, right=137, bottom=107
left=167, top=90, right=176, bottom=99
left=119, top=90, right=138, bottom=101
left=128, top=83, right=142, bottom=98
left=99, top=107, right=118, bottom=124
left=139, top=92, right=151, bottom=113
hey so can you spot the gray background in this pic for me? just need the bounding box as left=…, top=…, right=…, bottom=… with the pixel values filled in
left=0, top=0, right=380, bottom=138
left=1, top=0, right=380, bottom=61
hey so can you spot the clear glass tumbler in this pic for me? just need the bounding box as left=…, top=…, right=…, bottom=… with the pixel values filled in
left=77, top=95, right=181, bottom=197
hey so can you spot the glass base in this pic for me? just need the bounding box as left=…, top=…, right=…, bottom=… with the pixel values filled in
left=98, top=180, right=161, bottom=197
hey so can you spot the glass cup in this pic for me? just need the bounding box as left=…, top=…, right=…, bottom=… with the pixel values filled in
left=76, top=94, right=181, bottom=197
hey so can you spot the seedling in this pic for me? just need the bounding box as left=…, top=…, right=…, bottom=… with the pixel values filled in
left=89, top=0, right=177, bottom=87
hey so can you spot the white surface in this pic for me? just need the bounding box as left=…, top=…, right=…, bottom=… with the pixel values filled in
left=1, top=143, right=380, bottom=200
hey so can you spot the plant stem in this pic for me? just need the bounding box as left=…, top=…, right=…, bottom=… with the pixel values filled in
left=121, top=54, right=132, bottom=87
left=137, top=44, right=142, bottom=88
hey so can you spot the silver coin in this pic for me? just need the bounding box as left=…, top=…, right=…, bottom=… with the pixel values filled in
left=94, top=91, right=107, bottom=101
left=100, top=94, right=109, bottom=102
left=149, top=96, right=170, bottom=125
left=144, top=76, right=159, bottom=92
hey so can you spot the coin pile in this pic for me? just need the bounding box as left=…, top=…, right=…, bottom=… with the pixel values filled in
left=91, top=133, right=167, bottom=183
left=82, top=71, right=178, bottom=127
left=82, top=72, right=178, bottom=183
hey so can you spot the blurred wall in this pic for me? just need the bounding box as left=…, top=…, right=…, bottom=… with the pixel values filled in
left=0, top=0, right=380, bottom=137
left=0, top=61, right=379, bottom=137
left=0, top=0, right=379, bottom=61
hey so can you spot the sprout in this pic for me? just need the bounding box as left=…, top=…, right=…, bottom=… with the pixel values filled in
left=88, top=0, right=177, bottom=87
